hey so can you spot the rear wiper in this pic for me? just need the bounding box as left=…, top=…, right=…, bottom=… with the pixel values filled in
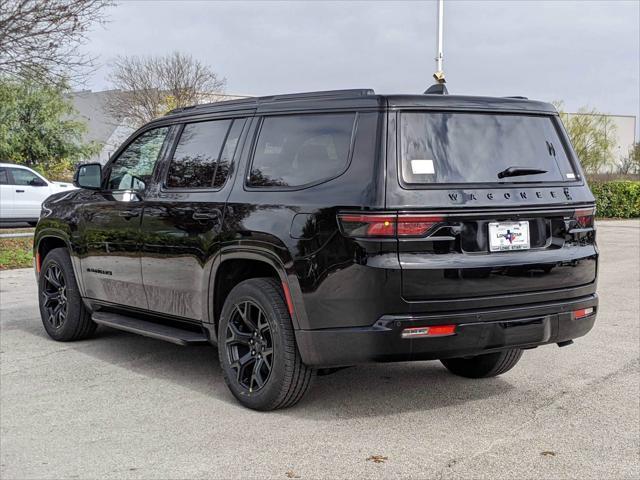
left=497, top=166, right=548, bottom=179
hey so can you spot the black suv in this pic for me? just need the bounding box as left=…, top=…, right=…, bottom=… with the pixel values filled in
left=34, top=89, right=598, bottom=410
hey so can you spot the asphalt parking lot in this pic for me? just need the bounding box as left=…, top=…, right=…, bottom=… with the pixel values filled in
left=1, top=220, right=638, bottom=480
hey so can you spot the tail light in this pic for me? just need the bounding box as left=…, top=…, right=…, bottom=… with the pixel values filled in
left=337, top=214, right=396, bottom=237
left=397, top=214, right=444, bottom=236
left=338, top=212, right=445, bottom=238
left=573, top=207, right=595, bottom=228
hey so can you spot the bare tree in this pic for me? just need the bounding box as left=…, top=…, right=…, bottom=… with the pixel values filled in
left=0, top=0, right=111, bottom=82
left=106, top=52, right=227, bottom=127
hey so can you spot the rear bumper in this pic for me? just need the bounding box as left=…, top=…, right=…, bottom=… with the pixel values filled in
left=295, top=294, right=598, bottom=368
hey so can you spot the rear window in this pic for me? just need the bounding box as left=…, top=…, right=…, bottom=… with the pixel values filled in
left=400, top=112, right=577, bottom=185
left=249, top=113, right=355, bottom=188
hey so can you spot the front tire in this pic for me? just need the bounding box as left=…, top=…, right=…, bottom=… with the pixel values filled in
left=38, top=248, right=97, bottom=341
left=218, top=278, right=314, bottom=411
left=441, top=349, right=523, bottom=378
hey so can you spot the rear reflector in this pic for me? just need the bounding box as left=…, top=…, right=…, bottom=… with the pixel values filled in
left=401, top=324, right=456, bottom=339
left=573, top=307, right=594, bottom=319
left=281, top=281, right=295, bottom=317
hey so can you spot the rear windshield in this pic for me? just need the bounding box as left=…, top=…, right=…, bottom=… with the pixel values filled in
left=400, top=112, right=577, bottom=185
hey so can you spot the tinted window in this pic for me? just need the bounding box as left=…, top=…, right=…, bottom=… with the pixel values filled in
left=10, top=168, right=45, bottom=186
left=0, top=168, right=8, bottom=185
left=214, top=119, right=245, bottom=188
left=400, top=112, right=577, bottom=184
left=166, top=120, right=231, bottom=188
left=107, top=127, right=169, bottom=191
left=249, top=113, right=355, bottom=188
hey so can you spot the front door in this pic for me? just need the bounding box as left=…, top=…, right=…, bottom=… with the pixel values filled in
left=79, top=126, right=171, bottom=310
left=140, top=118, right=248, bottom=320
left=7, top=167, right=50, bottom=219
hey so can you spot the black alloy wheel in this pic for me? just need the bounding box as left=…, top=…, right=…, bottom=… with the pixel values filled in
left=41, top=263, right=68, bottom=329
left=218, top=278, right=314, bottom=410
left=38, top=247, right=97, bottom=342
left=225, top=300, right=274, bottom=393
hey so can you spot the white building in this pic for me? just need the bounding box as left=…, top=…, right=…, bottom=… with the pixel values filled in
left=69, top=90, right=250, bottom=165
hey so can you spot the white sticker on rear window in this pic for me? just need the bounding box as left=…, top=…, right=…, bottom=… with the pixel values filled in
left=566, top=173, right=576, bottom=179
left=411, top=159, right=435, bottom=175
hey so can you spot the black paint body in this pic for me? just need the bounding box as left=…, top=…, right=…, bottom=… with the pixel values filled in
left=35, top=91, right=598, bottom=367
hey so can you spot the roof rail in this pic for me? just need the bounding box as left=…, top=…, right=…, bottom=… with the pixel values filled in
left=504, top=96, right=528, bottom=99
left=166, top=89, right=375, bottom=116
left=269, top=89, right=375, bottom=101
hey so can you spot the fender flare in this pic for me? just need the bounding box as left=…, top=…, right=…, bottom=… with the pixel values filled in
left=34, top=230, right=86, bottom=295
left=209, top=245, right=309, bottom=331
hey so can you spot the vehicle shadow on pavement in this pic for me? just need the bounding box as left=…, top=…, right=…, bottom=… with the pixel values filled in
left=12, top=321, right=514, bottom=418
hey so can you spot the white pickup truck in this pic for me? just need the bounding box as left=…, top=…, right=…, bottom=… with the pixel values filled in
left=0, top=163, right=76, bottom=225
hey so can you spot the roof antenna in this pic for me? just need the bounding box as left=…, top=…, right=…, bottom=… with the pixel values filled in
left=424, top=0, right=448, bottom=95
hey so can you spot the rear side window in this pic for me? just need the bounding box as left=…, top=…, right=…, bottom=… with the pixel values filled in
left=400, top=112, right=577, bottom=185
left=249, top=113, right=355, bottom=188
left=166, top=120, right=232, bottom=188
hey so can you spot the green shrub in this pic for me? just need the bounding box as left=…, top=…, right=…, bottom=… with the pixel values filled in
left=589, top=181, right=640, bottom=218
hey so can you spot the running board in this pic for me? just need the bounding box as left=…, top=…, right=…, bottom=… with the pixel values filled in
left=92, top=312, right=209, bottom=346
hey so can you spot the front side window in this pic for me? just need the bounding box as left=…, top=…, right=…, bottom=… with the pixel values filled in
left=400, top=112, right=577, bottom=185
left=0, top=167, right=8, bottom=185
left=166, top=120, right=232, bottom=188
left=107, top=127, right=169, bottom=191
left=249, top=113, right=355, bottom=188
left=10, top=168, right=46, bottom=186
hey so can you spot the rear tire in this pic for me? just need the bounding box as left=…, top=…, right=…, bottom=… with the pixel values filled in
left=441, top=349, right=523, bottom=378
left=218, top=278, right=314, bottom=411
left=38, top=248, right=97, bottom=341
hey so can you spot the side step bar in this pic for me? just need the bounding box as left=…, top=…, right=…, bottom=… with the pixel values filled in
left=92, top=312, right=209, bottom=346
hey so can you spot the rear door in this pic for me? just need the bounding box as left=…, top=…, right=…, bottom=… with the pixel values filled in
left=140, top=117, right=249, bottom=320
left=387, top=110, right=597, bottom=310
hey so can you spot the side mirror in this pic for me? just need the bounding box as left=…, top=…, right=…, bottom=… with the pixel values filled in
left=30, top=178, right=48, bottom=187
left=74, top=163, right=102, bottom=190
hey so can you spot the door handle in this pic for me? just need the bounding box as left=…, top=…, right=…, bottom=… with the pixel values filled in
left=192, top=212, right=220, bottom=221
left=15, top=189, right=24, bottom=193
left=119, top=210, right=139, bottom=219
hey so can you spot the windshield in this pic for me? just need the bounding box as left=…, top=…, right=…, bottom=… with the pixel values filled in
left=400, top=112, right=577, bottom=184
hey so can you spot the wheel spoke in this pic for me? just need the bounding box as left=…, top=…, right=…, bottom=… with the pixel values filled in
left=230, top=351, right=255, bottom=382
left=42, top=290, right=58, bottom=307
left=261, top=348, right=273, bottom=371
left=256, top=310, right=269, bottom=333
left=44, top=270, right=60, bottom=288
left=226, top=321, right=252, bottom=346
left=250, top=360, right=263, bottom=391
left=235, top=302, right=257, bottom=332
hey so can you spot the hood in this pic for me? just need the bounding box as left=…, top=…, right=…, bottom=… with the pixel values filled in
left=51, top=181, right=75, bottom=189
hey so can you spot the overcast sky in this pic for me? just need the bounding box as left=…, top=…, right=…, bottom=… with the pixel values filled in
left=84, top=0, right=639, bottom=121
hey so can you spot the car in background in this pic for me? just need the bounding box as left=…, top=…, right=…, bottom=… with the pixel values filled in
left=0, top=163, right=76, bottom=226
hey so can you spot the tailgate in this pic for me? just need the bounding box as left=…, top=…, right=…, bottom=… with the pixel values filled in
left=398, top=207, right=597, bottom=302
